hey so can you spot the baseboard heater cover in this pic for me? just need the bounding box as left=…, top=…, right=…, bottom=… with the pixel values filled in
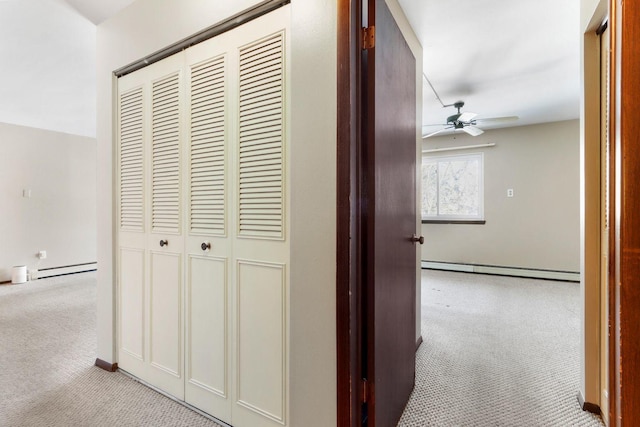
left=37, top=262, right=97, bottom=279
left=421, top=261, right=580, bottom=282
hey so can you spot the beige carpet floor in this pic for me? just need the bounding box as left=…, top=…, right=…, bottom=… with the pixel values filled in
left=0, top=272, right=222, bottom=427
left=398, top=270, right=604, bottom=426
left=1, top=270, right=605, bottom=426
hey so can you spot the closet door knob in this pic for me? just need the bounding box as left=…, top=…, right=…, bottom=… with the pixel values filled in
left=201, top=242, right=211, bottom=251
left=411, top=234, right=424, bottom=245
left=159, top=239, right=168, bottom=247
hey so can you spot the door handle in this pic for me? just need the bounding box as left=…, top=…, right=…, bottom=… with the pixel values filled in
left=201, top=242, right=211, bottom=251
left=411, top=234, right=424, bottom=245
left=159, top=239, right=168, bottom=247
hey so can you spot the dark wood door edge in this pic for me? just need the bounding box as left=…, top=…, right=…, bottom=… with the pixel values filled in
left=95, top=358, right=118, bottom=372
left=609, top=1, right=640, bottom=424
left=577, top=391, right=602, bottom=415
left=416, top=335, right=423, bottom=351
left=606, top=8, right=617, bottom=425
left=337, top=0, right=361, bottom=426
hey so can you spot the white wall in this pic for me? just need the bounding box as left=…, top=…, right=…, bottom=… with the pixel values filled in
left=96, top=1, right=337, bottom=425
left=421, top=120, right=580, bottom=272
left=0, top=0, right=96, bottom=137
left=0, top=122, right=96, bottom=282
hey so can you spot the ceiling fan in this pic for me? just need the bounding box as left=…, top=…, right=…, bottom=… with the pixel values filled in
left=422, top=101, right=518, bottom=138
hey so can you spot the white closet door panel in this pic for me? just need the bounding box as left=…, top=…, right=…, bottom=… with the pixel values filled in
left=183, top=30, right=234, bottom=420
left=118, top=247, right=146, bottom=377
left=185, top=255, right=230, bottom=422
left=231, top=6, right=290, bottom=427
left=236, top=260, right=285, bottom=424
left=149, top=250, right=184, bottom=398
left=142, top=52, right=185, bottom=400
left=117, top=64, right=151, bottom=381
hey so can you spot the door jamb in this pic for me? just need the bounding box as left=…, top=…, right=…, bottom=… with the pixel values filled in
left=337, top=0, right=363, bottom=425
left=609, top=0, right=640, bottom=423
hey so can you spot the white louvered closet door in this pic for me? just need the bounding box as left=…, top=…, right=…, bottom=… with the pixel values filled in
left=117, top=51, right=186, bottom=399
left=145, top=52, right=186, bottom=400
left=116, top=5, right=291, bottom=426
left=183, top=30, right=233, bottom=423
left=117, top=68, right=148, bottom=382
left=230, top=7, right=290, bottom=427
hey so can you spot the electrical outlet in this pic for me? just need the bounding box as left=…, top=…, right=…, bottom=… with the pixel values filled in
left=507, top=189, right=514, bottom=198
left=38, top=250, right=47, bottom=259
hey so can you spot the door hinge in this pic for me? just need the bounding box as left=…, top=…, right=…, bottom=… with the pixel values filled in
left=362, top=26, right=375, bottom=50
left=362, top=378, right=369, bottom=403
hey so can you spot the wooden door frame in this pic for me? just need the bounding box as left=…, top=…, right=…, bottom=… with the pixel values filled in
left=337, top=1, right=418, bottom=425
left=609, top=0, right=640, bottom=424
left=337, top=0, right=362, bottom=425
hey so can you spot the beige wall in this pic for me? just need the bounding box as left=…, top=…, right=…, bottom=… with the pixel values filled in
left=96, top=1, right=337, bottom=425
left=0, top=122, right=96, bottom=282
left=421, top=120, right=580, bottom=272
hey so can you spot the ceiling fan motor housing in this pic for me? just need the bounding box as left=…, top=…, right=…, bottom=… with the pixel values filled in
left=447, top=113, right=462, bottom=124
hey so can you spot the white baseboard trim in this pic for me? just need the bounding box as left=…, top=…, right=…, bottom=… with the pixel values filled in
left=421, top=261, right=580, bottom=282
left=36, top=262, right=97, bottom=279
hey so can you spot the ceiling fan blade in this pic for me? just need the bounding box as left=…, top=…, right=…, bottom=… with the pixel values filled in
left=457, top=112, right=477, bottom=123
left=422, top=123, right=449, bottom=127
left=474, top=115, right=519, bottom=123
left=422, top=128, right=450, bottom=139
left=462, top=125, right=484, bottom=136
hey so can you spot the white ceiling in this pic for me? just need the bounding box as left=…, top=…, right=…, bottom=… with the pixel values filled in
left=61, top=0, right=134, bottom=25
left=0, top=0, right=579, bottom=139
left=398, top=0, right=581, bottom=137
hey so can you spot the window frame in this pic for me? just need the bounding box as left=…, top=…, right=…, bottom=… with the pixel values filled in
left=421, top=152, right=485, bottom=223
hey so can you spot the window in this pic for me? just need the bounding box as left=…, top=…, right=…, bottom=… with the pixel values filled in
left=422, top=152, right=484, bottom=222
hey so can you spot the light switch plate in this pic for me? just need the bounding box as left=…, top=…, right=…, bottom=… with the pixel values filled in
left=507, top=189, right=514, bottom=198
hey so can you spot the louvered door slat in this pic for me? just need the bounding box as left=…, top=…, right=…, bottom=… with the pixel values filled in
left=238, top=32, right=284, bottom=239
left=189, top=55, right=227, bottom=236
left=152, top=72, right=181, bottom=233
left=119, top=88, right=144, bottom=232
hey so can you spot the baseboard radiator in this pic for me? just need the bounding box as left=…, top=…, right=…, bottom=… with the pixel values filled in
left=421, top=261, right=580, bottom=282
left=36, top=262, right=97, bottom=279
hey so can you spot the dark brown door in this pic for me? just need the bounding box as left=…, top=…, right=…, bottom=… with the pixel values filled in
left=362, top=0, right=417, bottom=425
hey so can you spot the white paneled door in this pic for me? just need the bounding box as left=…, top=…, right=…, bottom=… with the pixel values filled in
left=183, top=30, right=233, bottom=423
left=147, top=55, right=185, bottom=400
left=117, top=5, right=290, bottom=427
left=231, top=10, right=289, bottom=426
left=117, top=53, right=185, bottom=399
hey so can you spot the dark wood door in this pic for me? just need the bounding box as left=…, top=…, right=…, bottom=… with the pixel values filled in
left=363, top=0, right=417, bottom=425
